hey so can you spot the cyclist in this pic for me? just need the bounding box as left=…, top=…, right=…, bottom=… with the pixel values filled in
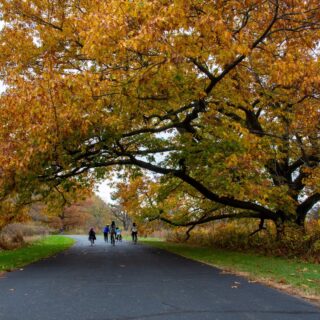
left=131, top=222, right=138, bottom=244
left=103, top=225, right=110, bottom=242
left=116, top=227, right=122, bottom=242
left=110, top=221, right=116, bottom=246
left=88, top=227, right=96, bottom=246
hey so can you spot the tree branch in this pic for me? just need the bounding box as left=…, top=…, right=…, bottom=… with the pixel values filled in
left=129, top=157, right=276, bottom=218
left=160, top=211, right=267, bottom=227
left=296, top=193, right=320, bottom=225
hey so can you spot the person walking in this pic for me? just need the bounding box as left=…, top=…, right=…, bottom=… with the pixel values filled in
left=131, top=222, right=138, bottom=244
left=103, top=225, right=110, bottom=242
left=88, top=227, right=96, bottom=246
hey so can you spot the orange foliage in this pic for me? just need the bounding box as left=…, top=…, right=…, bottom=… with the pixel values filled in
left=0, top=0, right=319, bottom=231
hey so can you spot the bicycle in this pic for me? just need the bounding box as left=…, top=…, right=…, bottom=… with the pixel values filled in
left=110, top=232, right=116, bottom=246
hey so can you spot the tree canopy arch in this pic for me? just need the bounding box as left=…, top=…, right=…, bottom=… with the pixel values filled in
left=0, top=0, right=319, bottom=231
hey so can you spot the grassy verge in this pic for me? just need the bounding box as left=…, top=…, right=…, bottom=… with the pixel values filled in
left=142, top=239, right=320, bottom=303
left=0, top=235, right=75, bottom=272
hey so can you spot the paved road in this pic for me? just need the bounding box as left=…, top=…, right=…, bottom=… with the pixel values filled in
left=0, top=236, right=319, bottom=320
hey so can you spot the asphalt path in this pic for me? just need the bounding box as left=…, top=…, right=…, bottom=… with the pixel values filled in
left=0, top=235, right=319, bottom=320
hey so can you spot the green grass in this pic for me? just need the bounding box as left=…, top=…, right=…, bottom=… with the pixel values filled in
left=142, top=240, right=320, bottom=299
left=0, top=235, right=75, bottom=272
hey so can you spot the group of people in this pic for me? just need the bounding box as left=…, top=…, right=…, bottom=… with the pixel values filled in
left=88, top=221, right=138, bottom=246
left=103, top=222, right=122, bottom=243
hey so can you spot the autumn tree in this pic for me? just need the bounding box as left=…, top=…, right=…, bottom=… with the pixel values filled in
left=34, top=193, right=114, bottom=232
left=109, top=204, right=131, bottom=230
left=57, top=195, right=112, bottom=232
left=0, top=1, right=320, bottom=235
left=111, top=177, right=148, bottom=229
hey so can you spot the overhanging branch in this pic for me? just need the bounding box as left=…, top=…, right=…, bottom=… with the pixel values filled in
left=160, top=211, right=267, bottom=227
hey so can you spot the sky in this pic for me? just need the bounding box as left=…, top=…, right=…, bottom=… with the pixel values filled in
left=95, top=180, right=115, bottom=204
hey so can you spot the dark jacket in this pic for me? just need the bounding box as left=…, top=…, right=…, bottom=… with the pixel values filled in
left=88, top=230, right=96, bottom=240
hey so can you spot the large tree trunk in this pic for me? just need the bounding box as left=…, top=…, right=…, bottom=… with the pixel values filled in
left=275, top=219, right=285, bottom=241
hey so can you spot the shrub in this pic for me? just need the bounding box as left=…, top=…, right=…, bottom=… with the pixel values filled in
left=168, top=219, right=320, bottom=262
left=0, top=223, right=49, bottom=250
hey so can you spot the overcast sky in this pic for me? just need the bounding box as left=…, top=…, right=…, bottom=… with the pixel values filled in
left=95, top=180, right=115, bottom=204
